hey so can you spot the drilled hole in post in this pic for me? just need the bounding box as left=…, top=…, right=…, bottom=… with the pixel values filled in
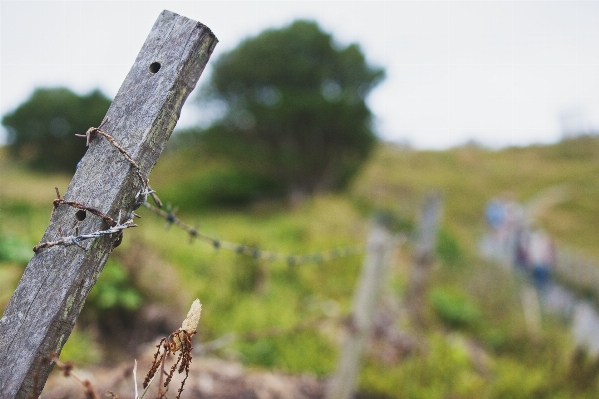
left=149, top=62, right=161, bottom=73
left=75, top=210, right=87, bottom=221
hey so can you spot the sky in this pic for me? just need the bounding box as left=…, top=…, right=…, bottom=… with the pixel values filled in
left=1, top=1, right=599, bottom=149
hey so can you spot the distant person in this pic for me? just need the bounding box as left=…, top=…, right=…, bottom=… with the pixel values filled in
left=501, top=198, right=525, bottom=258
left=514, top=227, right=530, bottom=273
left=485, top=194, right=525, bottom=265
left=527, top=229, right=555, bottom=295
left=485, top=198, right=506, bottom=231
left=485, top=198, right=507, bottom=259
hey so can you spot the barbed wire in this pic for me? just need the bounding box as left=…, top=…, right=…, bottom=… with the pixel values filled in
left=52, top=187, right=118, bottom=227
left=34, top=119, right=365, bottom=265
left=34, top=118, right=150, bottom=253
left=33, top=212, right=137, bottom=253
left=142, top=202, right=364, bottom=265
left=75, top=118, right=162, bottom=208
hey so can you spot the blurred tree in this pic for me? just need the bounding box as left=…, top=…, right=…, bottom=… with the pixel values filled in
left=2, top=87, right=111, bottom=172
left=198, top=20, right=385, bottom=198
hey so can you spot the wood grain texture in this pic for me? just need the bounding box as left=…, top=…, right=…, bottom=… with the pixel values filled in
left=0, top=10, right=217, bottom=399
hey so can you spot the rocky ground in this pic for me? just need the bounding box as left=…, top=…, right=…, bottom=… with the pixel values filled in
left=41, top=355, right=326, bottom=399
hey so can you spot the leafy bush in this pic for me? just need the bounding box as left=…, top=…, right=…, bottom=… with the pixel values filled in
left=430, top=288, right=482, bottom=329
left=59, top=327, right=102, bottom=365
left=163, top=164, right=284, bottom=210
left=239, top=339, right=277, bottom=368
left=436, top=226, right=463, bottom=267
left=86, top=259, right=142, bottom=311
left=2, top=87, right=110, bottom=172
left=195, top=20, right=384, bottom=198
left=361, top=333, right=485, bottom=399
left=238, top=332, right=335, bottom=375
left=0, top=231, right=31, bottom=265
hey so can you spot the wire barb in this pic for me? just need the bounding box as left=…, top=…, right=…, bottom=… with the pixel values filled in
left=142, top=202, right=364, bottom=265
left=33, top=213, right=137, bottom=253
left=66, top=119, right=363, bottom=266
left=76, top=119, right=162, bottom=208
left=52, top=196, right=117, bottom=227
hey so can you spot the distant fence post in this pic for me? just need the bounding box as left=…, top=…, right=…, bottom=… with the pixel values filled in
left=0, top=11, right=216, bottom=399
left=407, top=192, right=442, bottom=326
left=326, top=219, right=396, bottom=399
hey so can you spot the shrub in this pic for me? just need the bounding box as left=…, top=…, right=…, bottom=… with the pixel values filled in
left=430, top=288, right=482, bottom=329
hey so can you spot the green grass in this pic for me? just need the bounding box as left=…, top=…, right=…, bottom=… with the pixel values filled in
left=352, top=138, right=599, bottom=258
left=3, top=137, right=599, bottom=396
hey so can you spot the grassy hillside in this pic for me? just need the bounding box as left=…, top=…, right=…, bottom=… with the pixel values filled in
left=352, top=137, right=599, bottom=258
left=2, top=136, right=599, bottom=398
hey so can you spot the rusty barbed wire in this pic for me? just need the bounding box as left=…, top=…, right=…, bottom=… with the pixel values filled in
left=33, top=212, right=137, bottom=253
left=51, top=187, right=117, bottom=227
left=32, top=119, right=161, bottom=254
left=75, top=118, right=162, bottom=208
left=35, top=119, right=364, bottom=265
left=142, top=202, right=364, bottom=265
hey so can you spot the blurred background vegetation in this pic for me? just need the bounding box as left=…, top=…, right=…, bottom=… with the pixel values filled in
left=3, top=19, right=599, bottom=399
left=2, top=88, right=111, bottom=173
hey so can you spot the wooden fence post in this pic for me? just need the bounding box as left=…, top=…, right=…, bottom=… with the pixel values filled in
left=326, top=219, right=396, bottom=399
left=407, top=192, right=442, bottom=326
left=0, top=11, right=216, bottom=399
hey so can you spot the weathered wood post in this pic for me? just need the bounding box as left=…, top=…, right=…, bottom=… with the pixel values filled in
left=407, top=191, right=442, bottom=326
left=0, top=11, right=217, bottom=399
left=326, top=219, right=396, bottom=399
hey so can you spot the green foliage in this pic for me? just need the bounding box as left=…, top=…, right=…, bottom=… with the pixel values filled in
left=6, top=139, right=599, bottom=397
left=60, top=327, right=102, bottom=365
left=0, top=230, right=31, bottom=265
left=547, top=135, right=599, bottom=161
left=436, top=225, right=463, bottom=267
left=163, top=162, right=283, bottom=209
left=361, top=333, right=486, bottom=399
left=231, top=254, right=266, bottom=293
left=238, top=332, right=335, bottom=375
left=239, top=339, right=277, bottom=367
left=0, top=264, right=22, bottom=313
left=430, top=287, right=482, bottom=329
left=197, top=20, right=384, bottom=197
left=86, top=259, right=142, bottom=311
left=491, top=358, right=557, bottom=399
left=2, top=87, right=110, bottom=172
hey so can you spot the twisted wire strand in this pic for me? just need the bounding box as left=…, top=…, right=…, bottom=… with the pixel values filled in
left=33, top=213, right=137, bottom=253
left=75, top=119, right=162, bottom=207
left=35, top=120, right=363, bottom=264
left=51, top=187, right=117, bottom=227
left=33, top=120, right=155, bottom=253
left=142, top=202, right=364, bottom=265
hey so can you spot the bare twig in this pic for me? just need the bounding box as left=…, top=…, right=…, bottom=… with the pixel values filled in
left=133, top=360, right=139, bottom=399
left=32, top=352, right=99, bottom=399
